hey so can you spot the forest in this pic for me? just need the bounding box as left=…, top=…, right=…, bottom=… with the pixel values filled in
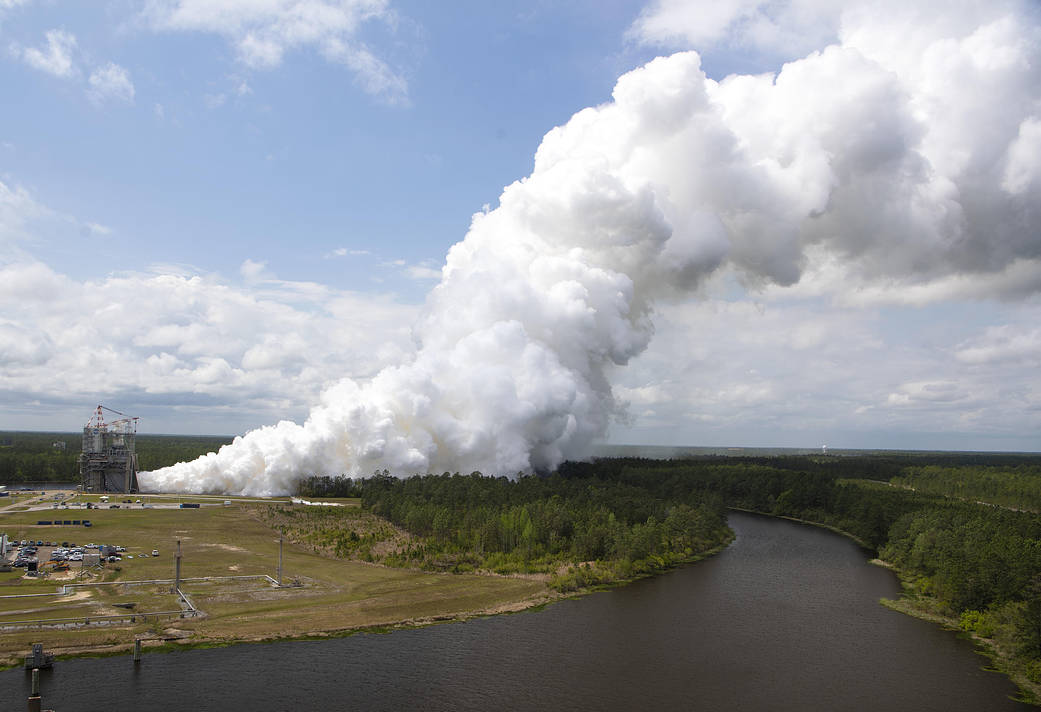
left=297, top=450, right=1041, bottom=684
left=5, top=429, right=1041, bottom=685
left=287, top=469, right=732, bottom=591
left=0, top=431, right=233, bottom=481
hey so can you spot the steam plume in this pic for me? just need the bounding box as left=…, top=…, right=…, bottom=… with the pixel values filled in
left=141, top=2, right=1041, bottom=495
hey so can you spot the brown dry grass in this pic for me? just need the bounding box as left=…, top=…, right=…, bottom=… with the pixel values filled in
left=0, top=500, right=550, bottom=667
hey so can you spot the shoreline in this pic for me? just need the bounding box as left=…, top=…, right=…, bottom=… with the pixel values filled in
left=0, top=585, right=566, bottom=671
left=0, top=533, right=737, bottom=671
left=877, top=580, right=1041, bottom=707
left=728, top=507, right=1040, bottom=707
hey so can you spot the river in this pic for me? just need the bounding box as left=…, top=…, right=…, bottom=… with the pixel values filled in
left=2, top=512, right=1032, bottom=711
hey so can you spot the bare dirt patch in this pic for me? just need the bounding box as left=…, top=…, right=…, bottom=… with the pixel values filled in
left=205, top=543, right=247, bottom=552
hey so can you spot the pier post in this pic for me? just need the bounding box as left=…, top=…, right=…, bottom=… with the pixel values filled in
left=27, top=668, right=40, bottom=712
left=133, top=639, right=141, bottom=664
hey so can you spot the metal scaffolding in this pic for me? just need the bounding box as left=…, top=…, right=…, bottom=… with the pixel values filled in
left=79, top=404, right=140, bottom=493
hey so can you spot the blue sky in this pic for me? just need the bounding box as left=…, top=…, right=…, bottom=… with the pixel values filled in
left=2, top=0, right=1040, bottom=457
left=3, top=2, right=659, bottom=294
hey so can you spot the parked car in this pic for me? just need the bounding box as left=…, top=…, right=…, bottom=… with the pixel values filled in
left=152, top=549, right=159, bottom=557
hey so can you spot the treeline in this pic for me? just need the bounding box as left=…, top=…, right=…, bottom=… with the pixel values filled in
left=558, top=456, right=928, bottom=549
left=0, top=431, right=233, bottom=482
left=294, top=452, right=1041, bottom=682
left=0, top=432, right=79, bottom=482
left=133, top=435, right=233, bottom=472
left=893, top=464, right=1041, bottom=512
left=552, top=453, right=1041, bottom=681
left=296, top=470, right=731, bottom=590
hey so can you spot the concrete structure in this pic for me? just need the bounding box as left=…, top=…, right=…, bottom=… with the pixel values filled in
left=24, top=644, right=53, bottom=669
left=79, top=405, right=139, bottom=493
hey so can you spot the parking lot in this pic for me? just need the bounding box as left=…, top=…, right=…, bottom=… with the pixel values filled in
left=7, top=539, right=161, bottom=577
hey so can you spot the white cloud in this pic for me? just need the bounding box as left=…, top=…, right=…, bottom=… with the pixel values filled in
left=886, top=381, right=968, bottom=407
left=404, top=264, right=441, bottom=280
left=84, top=222, right=111, bottom=236
left=0, top=178, right=118, bottom=251
left=1003, top=117, right=1041, bottom=194
left=239, top=258, right=269, bottom=282
left=0, top=258, right=419, bottom=428
left=611, top=289, right=1041, bottom=448
left=13, top=28, right=78, bottom=78
left=87, top=62, right=135, bottom=105
left=143, top=0, right=408, bottom=103
left=956, top=325, right=1041, bottom=366
left=0, top=179, right=47, bottom=247
left=325, top=247, right=372, bottom=258
left=629, top=0, right=841, bottom=61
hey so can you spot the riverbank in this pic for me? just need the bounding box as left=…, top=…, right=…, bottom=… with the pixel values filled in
left=732, top=507, right=1040, bottom=707
left=2, top=538, right=742, bottom=670
left=728, top=507, right=873, bottom=548
left=0, top=504, right=736, bottom=669
left=0, top=583, right=565, bottom=671
left=878, top=574, right=1041, bottom=707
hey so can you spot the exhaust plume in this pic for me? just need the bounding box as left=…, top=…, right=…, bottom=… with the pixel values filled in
left=141, top=1, right=1041, bottom=495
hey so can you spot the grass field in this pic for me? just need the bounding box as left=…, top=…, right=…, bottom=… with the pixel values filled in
left=0, top=502, right=550, bottom=666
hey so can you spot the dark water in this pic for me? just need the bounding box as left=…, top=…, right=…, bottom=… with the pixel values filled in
left=3, top=513, right=1031, bottom=711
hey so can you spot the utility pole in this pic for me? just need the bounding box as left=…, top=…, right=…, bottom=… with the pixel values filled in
left=277, top=531, right=283, bottom=587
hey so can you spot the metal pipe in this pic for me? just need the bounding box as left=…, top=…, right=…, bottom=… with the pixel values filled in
left=173, top=540, right=182, bottom=594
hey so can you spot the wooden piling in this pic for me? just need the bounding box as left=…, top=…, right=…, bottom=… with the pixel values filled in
left=27, top=668, right=41, bottom=712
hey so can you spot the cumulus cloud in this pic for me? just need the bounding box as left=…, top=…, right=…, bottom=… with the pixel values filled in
left=142, top=0, right=408, bottom=103
left=12, top=28, right=78, bottom=78
left=87, top=62, right=135, bottom=105
left=1003, top=117, right=1041, bottom=194
left=9, top=28, right=136, bottom=106
left=613, top=290, right=1041, bottom=449
left=239, top=258, right=269, bottom=282
left=0, top=258, right=418, bottom=426
left=135, top=1, right=1040, bottom=494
